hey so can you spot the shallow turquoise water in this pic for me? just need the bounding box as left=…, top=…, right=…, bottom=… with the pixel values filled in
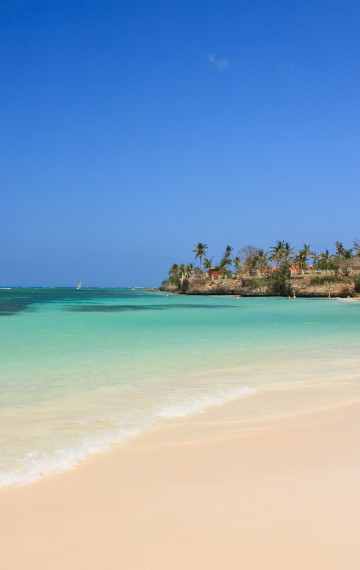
left=1, top=288, right=360, bottom=487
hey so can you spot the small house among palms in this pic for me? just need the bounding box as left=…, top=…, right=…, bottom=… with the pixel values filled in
left=208, top=268, right=220, bottom=279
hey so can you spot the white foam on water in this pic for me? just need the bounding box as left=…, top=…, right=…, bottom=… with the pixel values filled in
left=156, top=386, right=256, bottom=418
left=0, top=386, right=256, bottom=489
left=0, top=424, right=150, bottom=489
left=2, top=290, right=360, bottom=492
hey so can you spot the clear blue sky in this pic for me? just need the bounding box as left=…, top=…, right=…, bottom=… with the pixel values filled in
left=1, top=0, right=359, bottom=286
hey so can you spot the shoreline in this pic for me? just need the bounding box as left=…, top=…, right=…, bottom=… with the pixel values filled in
left=2, top=355, right=360, bottom=491
left=1, top=386, right=360, bottom=569
left=160, top=273, right=360, bottom=298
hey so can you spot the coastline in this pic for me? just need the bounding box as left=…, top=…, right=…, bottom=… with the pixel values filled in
left=1, top=384, right=360, bottom=570
left=160, top=274, right=359, bottom=297
left=2, top=291, right=360, bottom=492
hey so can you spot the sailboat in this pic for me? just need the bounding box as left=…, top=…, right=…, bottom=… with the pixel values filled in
left=77, top=281, right=82, bottom=290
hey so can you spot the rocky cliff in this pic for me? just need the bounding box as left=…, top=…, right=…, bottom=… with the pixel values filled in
left=284, top=276, right=356, bottom=297
left=180, top=277, right=278, bottom=296
left=163, top=275, right=358, bottom=298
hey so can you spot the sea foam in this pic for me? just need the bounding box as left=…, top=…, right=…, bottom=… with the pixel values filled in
left=156, top=386, right=256, bottom=418
left=0, top=386, right=256, bottom=489
left=0, top=424, right=148, bottom=489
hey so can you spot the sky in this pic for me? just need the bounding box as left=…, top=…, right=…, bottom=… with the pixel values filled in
left=1, top=0, right=360, bottom=286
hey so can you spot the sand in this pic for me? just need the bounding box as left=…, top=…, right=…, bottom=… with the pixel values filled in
left=1, top=394, right=360, bottom=570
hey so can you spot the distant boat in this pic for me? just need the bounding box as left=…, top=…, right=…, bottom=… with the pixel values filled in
left=77, top=281, right=82, bottom=290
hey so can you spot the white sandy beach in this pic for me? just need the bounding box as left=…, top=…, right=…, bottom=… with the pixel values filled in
left=2, top=0, right=360, bottom=567
left=1, top=386, right=360, bottom=570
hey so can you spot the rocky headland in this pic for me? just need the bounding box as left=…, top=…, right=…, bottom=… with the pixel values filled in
left=160, top=275, right=359, bottom=298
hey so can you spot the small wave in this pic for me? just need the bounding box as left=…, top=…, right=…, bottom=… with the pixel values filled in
left=156, top=386, right=256, bottom=419
left=0, top=387, right=256, bottom=489
left=0, top=424, right=150, bottom=489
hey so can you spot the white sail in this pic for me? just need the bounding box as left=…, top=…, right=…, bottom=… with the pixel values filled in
left=77, top=281, right=82, bottom=290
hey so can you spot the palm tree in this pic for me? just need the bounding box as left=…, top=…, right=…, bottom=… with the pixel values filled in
left=220, top=256, right=232, bottom=270
left=319, top=249, right=332, bottom=274
left=193, top=242, right=208, bottom=270
left=255, top=249, right=268, bottom=276
left=268, top=240, right=286, bottom=267
left=301, top=243, right=311, bottom=261
left=335, top=241, right=346, bottom=274
left=185, top=263, right=194, bottom=275
left=218, top=245, right=233, bottom=272
left=353, top=239, right=360, bottom=257
left=283, top=242, right=295, bottom=262
left=244, top=254, right=258, bottom=275
left=335, top=241, right=345, bottom=259
left=297, top=243, right=311, bottom=273
left=232, top=256, right=242, bottom=274
left=223, top=245, right=234, bottom=259
left=169, top=263, right=179, bottom=276
left=310, top=250, right=320, bottom=272
left=203, top=257, right=213, bottom=272
left=178, top=264, right=185, bottom=276
left=342, top=248, right=354, bottom=275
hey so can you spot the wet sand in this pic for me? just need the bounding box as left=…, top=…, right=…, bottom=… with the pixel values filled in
left=1, top=394, right=360, bottom=570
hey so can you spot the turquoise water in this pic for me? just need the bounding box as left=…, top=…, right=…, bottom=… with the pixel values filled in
left=1, top=288, right=360, bottom=488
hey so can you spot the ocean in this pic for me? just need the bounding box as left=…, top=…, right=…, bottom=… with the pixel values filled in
left=1, top=288, right=359, bottom=488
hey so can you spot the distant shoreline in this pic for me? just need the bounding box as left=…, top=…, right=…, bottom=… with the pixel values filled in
left=160, top=274, right=360, bottom=298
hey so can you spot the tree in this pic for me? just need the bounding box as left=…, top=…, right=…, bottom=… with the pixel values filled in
left=296, top=243, right=312, bottom=273
left=310, top=250, right=320, bottom=272
left=266, top=261, right=291, bottom=294
left=240, top=245, right=260, bottom=275
left=223, top=245, right=234, bottom=259
left=268, top=240, right=286, bottom=267
left=353, top=239, right=360, bottom=257
left=254, top=249, right=268, bottom=276
left=185, top=263, right=194, bottom=275
left=335, top=241, right=346, bottom=274
left=203, top=257, right=213, bottom=271
left=335, top=241, right=345, bottom=259
left=219, top=245, right=233, bottom=271
left=301, top=243, right=311, bottom=262
left=220, top=256, right=232, bottom=270
left=169, top=263, right=179, bottom=276
left=193, top=242, right=208, bottom=270
left=232, top=256, right=242, bottom=274
left=167, top=263, right=183, bottom=287
left=318, top=249, right=333, bottom=274
left=343, top=248, right=354, bottom=275
left=240, top=245, right=258, bottom=260
left=283, top=242, right=295, bottom=262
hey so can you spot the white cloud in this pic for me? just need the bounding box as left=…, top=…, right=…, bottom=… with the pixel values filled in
left=208, top=53, right=229, bottom=71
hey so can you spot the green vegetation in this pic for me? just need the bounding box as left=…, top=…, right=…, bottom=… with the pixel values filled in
left=309, top=275, right=352, bottom=285
left=245, top=278, right=263, bottom=289
left=161, top=239, right=360, bottom=292
left=265, top=261, right=291, bottom=294
left=192, top=242, right=208, bottom=271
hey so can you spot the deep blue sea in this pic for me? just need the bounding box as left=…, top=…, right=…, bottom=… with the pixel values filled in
left=1, top=288, right=359, bottom=488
